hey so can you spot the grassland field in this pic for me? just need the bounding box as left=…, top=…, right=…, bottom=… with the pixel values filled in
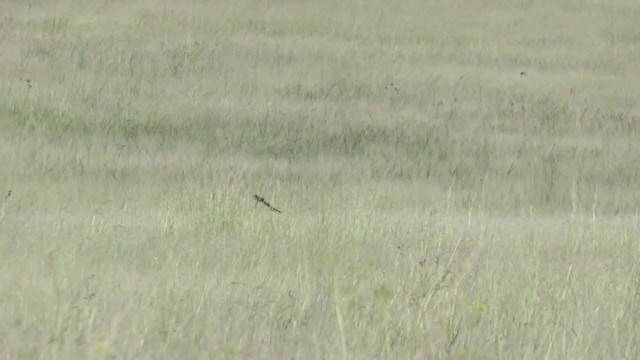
left=1, top=0, right=640, bottom=359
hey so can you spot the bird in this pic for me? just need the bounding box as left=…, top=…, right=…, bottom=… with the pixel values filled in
left=253, top=194, right=283, bottom=213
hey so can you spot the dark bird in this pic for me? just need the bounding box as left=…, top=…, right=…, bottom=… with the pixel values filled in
left=253, top=194, right=283, bottom=213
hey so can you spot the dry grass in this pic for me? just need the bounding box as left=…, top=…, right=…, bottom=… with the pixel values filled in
left=1, top=0, right=640, bottom=359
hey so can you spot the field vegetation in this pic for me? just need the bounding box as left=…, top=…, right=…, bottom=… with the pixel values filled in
left=1, top=0, right=639, bottom=359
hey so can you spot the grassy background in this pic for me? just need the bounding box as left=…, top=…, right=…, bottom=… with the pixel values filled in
left=1, top=0, right=640, bottom=359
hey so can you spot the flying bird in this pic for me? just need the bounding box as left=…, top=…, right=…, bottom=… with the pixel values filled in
left=253, top=194, right=283, bottom=213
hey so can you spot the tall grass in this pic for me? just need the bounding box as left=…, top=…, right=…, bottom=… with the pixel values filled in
left=1, top=0, right=639, bottom=359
